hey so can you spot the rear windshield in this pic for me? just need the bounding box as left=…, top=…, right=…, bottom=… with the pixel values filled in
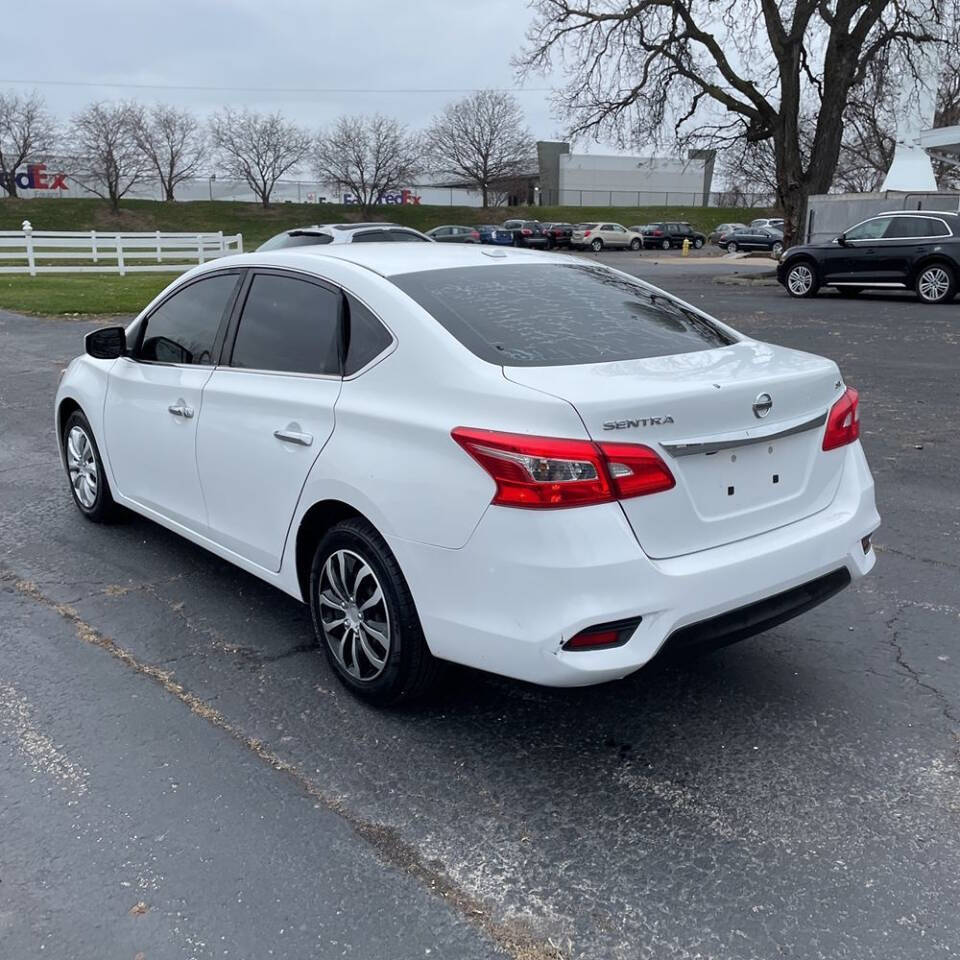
left=257, top=232, right=332, bottom=251
left=390, top=263, right=735, bottom=367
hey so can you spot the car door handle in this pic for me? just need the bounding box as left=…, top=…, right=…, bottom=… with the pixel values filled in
left=168, top=402, right=194, bottom=419
left=273, top=429, right=313, bottom=447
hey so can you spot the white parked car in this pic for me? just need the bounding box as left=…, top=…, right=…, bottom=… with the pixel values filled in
left=571, top=222, right=644, bottom=252
left=257, top=222, right=431, bottom=250
left=56, top=245, right=879, bottom=705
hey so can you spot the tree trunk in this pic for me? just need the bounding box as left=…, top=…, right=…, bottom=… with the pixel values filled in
left=481, top=183, right=489, bottom=208
left=1, top=171, right=17, bottom=198
left=165, top=185, right=176, bottom=201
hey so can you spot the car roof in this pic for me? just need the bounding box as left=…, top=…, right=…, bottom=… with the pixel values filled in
left=211, top=242, right=571, bottom=279
left=875, top=209, right=959, bottom=217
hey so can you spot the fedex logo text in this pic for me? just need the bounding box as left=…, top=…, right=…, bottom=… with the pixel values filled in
left=343, top=189, right=421, bottom=205
left=16, top=163, right=69, bottom=191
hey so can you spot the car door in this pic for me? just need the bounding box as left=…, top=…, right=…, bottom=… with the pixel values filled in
left=195, top=270, right=343, bottom=571
left=831, top=215, right=893, bottom=283
left=103, top=270, right=242, bottom=532
left=607, top=224, right=628, bottom=247
left=876, top=215, right=946, bottom=282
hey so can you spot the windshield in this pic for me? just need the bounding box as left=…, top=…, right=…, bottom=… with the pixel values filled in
left=391, top=263, right=735, bottom=367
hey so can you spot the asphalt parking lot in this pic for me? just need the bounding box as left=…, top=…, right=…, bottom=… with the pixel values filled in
left=2, top=261, right=958, bottom=960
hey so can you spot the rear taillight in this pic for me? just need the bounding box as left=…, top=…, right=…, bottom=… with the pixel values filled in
left=584, top=230, right=591, bottom=237
left=451, top=427, right=675, bottom=508
left=822, top=387, right=860, bottom=451
left=521, top=228, right=532, bottom=235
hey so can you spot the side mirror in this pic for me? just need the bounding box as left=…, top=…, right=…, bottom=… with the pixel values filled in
left=85, top=325, right=127, bottom=360
left=836, top=234, right=848, bottom=246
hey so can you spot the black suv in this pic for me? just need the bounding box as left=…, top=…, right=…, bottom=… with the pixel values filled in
left=778, top=211, right=960, bottom=304
left=640, top=221, right=706, bottom=250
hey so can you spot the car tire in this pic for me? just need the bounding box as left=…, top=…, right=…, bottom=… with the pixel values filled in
left=309, top=517, right=443, bottom=706
left=590, top=238, right=603, bottom=252
left=629, top=238, right=641, bottom=251
left=62, top=410, right=120, bottom=523
left=772, top=241, right=784, bottom=258
left=661, top=238, right=671, bottom=250
left=726, top=241, right=738, bottom=253
left=784, top=260, right=820, bottom=298
left=693, top=237, right=704, bottom=249
left=915, top=262, right=956, bottom=304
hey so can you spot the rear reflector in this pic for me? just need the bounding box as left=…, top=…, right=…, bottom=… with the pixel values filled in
left=451, top=427, right=675, bottom=508
left=564, top=617, right=641, bottom=651
left=823, top=387, right=860, bottom=451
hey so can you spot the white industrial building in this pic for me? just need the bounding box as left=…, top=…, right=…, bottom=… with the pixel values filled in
left=536, top=141, right=716, bottom=207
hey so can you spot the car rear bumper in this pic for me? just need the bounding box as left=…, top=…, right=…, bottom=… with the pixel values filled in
left=390, top=442, right=878, bottom=687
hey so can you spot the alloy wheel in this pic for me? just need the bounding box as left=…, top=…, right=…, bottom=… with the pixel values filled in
left=772, top=241, right=784, bottom=257
left=66, top=425, right=98, bottom=509
left=918, top=266, right=950, bottom=302
left=318, top=549, right=391, bottom=681
left=788, top=264, right=814, bottom=295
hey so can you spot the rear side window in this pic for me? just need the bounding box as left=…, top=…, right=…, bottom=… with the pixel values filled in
left=885, top=216, right=949, bottom=238
left=230, top=274, right=340, bottom=376
left=138, top=273, right=239, bottom=365
left=390, top=230, right=428, bottom=242
left=391, top=263, right=735, bottom=367
left=344, top=295, right=393, bottom=375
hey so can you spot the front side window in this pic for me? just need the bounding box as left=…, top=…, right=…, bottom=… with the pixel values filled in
left=138, top=273, right=240, bottom=365
left=391, top=263, right=735, bottom=367
left=230, top=274, right=340, bottom=376
left=844, top=218, right=891, bottom=241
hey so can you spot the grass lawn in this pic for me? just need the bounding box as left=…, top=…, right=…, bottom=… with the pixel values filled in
left=0, top=274, right=172, bottom=316
left=0, top=196, right=775, bottom=315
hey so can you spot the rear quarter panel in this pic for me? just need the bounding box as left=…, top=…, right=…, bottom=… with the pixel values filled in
left=287, top=268, right=590, bottom=551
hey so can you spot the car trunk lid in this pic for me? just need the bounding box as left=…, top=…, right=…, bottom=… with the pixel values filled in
left=504, top=341, right=846, bottom=558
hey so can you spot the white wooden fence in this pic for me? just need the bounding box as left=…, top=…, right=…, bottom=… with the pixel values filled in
left=0, top=221, right=244, bottom=275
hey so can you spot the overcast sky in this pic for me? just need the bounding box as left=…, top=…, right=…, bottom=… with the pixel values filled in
left=3, top=0, right=580, bottom=144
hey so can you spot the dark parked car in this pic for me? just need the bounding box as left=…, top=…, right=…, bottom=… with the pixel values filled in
left=777, top=210, right=960, bottom=304
left=722, top=226, right=784, bottom=256
left=709, top=222, right=748, bottom=245
left=540, top=222, right=574, bottom=248
left=426, top=225, right=481, bottom=243
left=641, top=221, right=707, bottom=250
left=502, top=219, right=549, bottom=248
left=476, top=224, right=514, bottom=246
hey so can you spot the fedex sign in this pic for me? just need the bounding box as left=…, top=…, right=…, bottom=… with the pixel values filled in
left=16, top=163, right=69, bottom=191
left=343, top=188, right=421, bottom=205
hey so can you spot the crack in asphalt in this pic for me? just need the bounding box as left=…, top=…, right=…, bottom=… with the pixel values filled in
left=884, top=604, right=960, bottom=766
left=1, top=570, right=567, bottom=960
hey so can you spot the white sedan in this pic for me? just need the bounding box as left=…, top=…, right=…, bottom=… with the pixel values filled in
left=56, top=244, right=879, bottom=705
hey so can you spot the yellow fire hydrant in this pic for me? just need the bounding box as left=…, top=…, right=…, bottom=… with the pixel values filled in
left=682, top=236, right=691, bottom=257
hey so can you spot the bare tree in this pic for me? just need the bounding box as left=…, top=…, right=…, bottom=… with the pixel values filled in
left=314, top=114, right=421, bottom=216
left=210, top=108, right=311, bottom=208
left=518, top=0, right=953, bottom=246
left=424, top=90, right=534, bottom=207
left=0, top=90, right=56, bottom=198
left=135, top=104, right=206, bottom=201
left=70, top=101, right=149, bottom=212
